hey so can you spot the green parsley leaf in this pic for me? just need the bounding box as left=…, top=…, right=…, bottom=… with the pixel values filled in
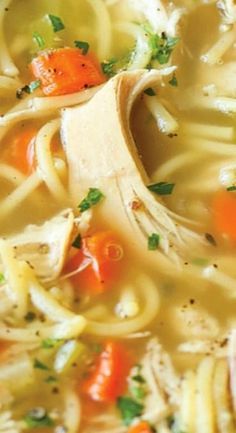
left=148, top=233, right=160, bottom=251
left=42, top=338, right=60, bottom=349
left=144, top=87, right=156, bottom=96
left=78, top=188, right=104, bottom=213
left=72, top=233, right=81, bottom=249
left=24, top=311, right=36, bottom=322
left=48, top=14, right=65, bottom=32
left=101, top=51, right=132, bottom=78
left=117, top=396, right=143, bottom=426
left=45, top=375, right=57, bottom=383
left=143, top=25, right=179, bottom=65
left=74, top=40, right=90, bottom=55
left=227, top=185, right=236, bottom=191
left=169, top=73, right=178, bottom=87
left=101, top=58, right=117, bottom=77
left=132, top=374, right=146, bottom=384
left=0, top=273, right=5, bottom=284
left=130, top=386, right=146, bottom=400
left=148, top=182, right=175, bottom=195
left=24, top=409, right=54, bottom=428
left=33, top=31, right=45, bottom=49
left=16, top=80, right=41, bottom=99
left=34, top=358, right=50, bottom=370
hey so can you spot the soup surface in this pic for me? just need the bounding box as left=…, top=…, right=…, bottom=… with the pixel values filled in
left=0, top=0, right=236, bottom=432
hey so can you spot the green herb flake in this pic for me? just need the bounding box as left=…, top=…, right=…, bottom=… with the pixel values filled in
left=33, top=31, right=45, bottom=49
left=132, top=374, right=146, bottom=384
left=169, top=73, right=178, bottom=87
left=101, top=58, right=117, bottom=77
left=101, top=51, right=132, bottom=78
left=24, top=409, right=54, bottom=428
left=16, top=80, right=41, bottom=99
left=191, top=257, right=209, bottom=267
left=42, top=338, right=59, bottom=349
left=117, top=396, right=143, bottom=426
left=143, top=25, right=179, bottom=65
left=0, top=273, right=5, bottom=284
left=130, top=386, right=146, bottom=400
left=74, top=40, right=90, bottom=55
left=78, top=188, right=104, bottom=213
left=144, top=87, right=156, bottom=96
left=227, top=185, right=236, bottom=191
left=48, top=14, right=65, bottom=32
left=72, top=233, right=82, bottom=249
left=34, top=358, right=50, bottom=370
left=24, top=311, right=36, bottom=322
left=45, top=375, right=57, bottom=383
left=148, top=233, right=160, bottom=251
left=148, top=182, right=175, bottom=195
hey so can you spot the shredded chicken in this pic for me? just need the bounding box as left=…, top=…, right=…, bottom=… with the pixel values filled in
left=7, top=209, right=74, bottom=282
left=62, top=70, right=206, bottom=269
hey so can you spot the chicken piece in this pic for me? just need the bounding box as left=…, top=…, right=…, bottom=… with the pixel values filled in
left=171, top=303, right=220, bottom=340
left=7, top=209, right=74, bottom=282
left=62, top=70, right=205, bottom=269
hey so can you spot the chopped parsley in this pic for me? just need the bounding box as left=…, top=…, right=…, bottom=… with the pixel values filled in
left=149, top=30, right=179, bottom=64
left=169, top=73, right=178, bottom=87
left=132, top=374, right=146, bottom=384
left=34, top=359, right=50, bottom=370
left=16, top=80, right=41, bottom=99
left=0, top=273, right=5, bottom=284
left=24, top=408, right=54, bottom=428
left=72, top=233, right=82, bottom=249
left=74, top=40, right=90, bottom=55
left=48, top=14, right=65, bottom=32
left=227, top=185, right=236, bottom=191
left=117, top=396, right=144, bottom=426
left=45, top=375, right=57, bottom=383
left=24, top=311, right=36, bottom=322
left=32, top=31, right=45, bottom=49
left=101, top=52, right=132, bottom=78
left=78, top=188, right=104, bottom=213
left=144, top=87, right=156, bottom=96
left=148, top=233, right=160, bottom=251
left=148, top=182, right=175, bottom=195
left=42, top=338, right=60, bottom=349
left=130, top=385, right=146, bottom=400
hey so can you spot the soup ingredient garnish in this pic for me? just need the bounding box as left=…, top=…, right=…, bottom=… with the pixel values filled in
left=227, top=185, right=236, bottom=191
left=2, top=127, right=36, bottom=174
left=42, top=338, right=60, bottom=349
left=147, top=182, right=175, bottom=195
left=30, top=48, right=105, bottom=96
left=144, top=87, right=156, bottom=96
left=83, top=341, right=132, bottom=402
left=24, top=408, right=54, bottom=428
left=65, top=231, right=123, bottom=294
left=78, top=188, right=104, bottom=213
left=72, top=233, right=82, bottom=249
left=47, top=14, right=65, bottom=33
left=33, top=31, right=45, bottom=49
left=74, top=40, right=90, bottom=55
left=144, top=25, right=179, bottom=65
left=148, top=233, right=160, bottom=250
left=117, top=396, right=144, bottom=426
left=24, top=311, right=36, bottom=322
left=45, top=375, right=57, bottom=383
left=169, top=73, right=178, bottom=87
left=34, top=359, right=50, bottom=370
left=212, top=190, right=236, bottom=241
left=16, top=79, right=41, bottom=98
left=128, top=421, right=154, bottom=433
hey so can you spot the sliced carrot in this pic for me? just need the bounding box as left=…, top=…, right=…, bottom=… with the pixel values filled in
left=212, top=190, right=236, bottom=242
left=128, top=422, right=153, bottom=433
left=30, top=48, right=106, bottom=96
left=2, top=127, right=37, bottom=174
left=83, top=341, right=132, bottom=403
left=64, top=231, right=123, bottom=294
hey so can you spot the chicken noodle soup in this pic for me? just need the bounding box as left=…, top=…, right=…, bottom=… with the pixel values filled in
left=0, top=0, right=236, bottom=432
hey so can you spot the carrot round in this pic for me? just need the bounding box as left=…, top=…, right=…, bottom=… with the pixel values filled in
left=2, top=127, right=37, bottom=174
left=212, top=190, right=236, bottom=242
left=64, top=231, right=123, bottom=294
left=128, top=421, right=153, bottom=433
left=30, top=48, right=106, bottom=96
left=83, top=341, right=132, bottom=402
